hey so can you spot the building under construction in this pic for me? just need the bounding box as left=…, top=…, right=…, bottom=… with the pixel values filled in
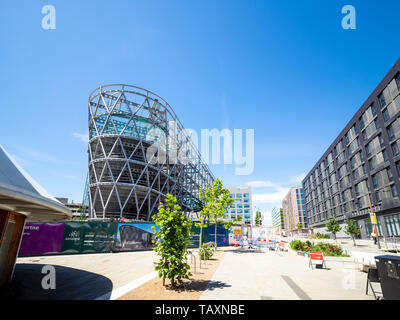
left=87, top=84, right=214, bottom=221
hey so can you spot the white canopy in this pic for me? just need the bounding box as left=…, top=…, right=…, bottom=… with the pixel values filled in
left=0, top=145, right=71, bottom=221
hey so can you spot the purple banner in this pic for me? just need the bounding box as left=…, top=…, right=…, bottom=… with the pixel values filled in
left=18, top=222, right=65, bottom=256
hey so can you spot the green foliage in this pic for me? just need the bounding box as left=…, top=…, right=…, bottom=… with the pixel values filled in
left=289, top=240, right=349, bottom=257
left=223, top=215, right=242, bottom=230
left=290, top=240, right=313, bottom=251
left=151, top=194, right=192, bottom=287
left=198, top=178, right=234, bottom=250
left=199, top=243, right=214, bottom=260
left=326, top=218, right=341, bottom=239
left=344, top=219, right=360, bottom=246
left=255, top=210, right=262, bottom=226
left=296, top=222, right=303, bottom=231
left=344, top=219, right=360, bottom=236
left=310, top=232, right=331, bottom=239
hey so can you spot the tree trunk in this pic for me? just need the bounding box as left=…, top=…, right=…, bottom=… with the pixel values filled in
left=333, top=233, right=336, bottom=240
left=199, top=223, right=203, bottom=250
left=351, top=234, right=356, bottom=246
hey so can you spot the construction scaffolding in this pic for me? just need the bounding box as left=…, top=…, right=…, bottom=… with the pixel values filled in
left=87, top=84, right=214, bottom=221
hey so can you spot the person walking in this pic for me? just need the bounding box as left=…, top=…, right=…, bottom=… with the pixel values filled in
left=371, top=232, right=377, bottom=245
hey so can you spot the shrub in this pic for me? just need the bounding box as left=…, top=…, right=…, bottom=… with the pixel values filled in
left=152, top=194, right=192, bottom=287
left=311, top=232, right=330, bottom=239
left=290, top=240, right=349, bottom=257
left=200, top=243, right=214, bottom=260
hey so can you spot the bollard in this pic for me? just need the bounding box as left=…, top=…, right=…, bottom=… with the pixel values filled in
left=190, top=254, right=197, bottom=274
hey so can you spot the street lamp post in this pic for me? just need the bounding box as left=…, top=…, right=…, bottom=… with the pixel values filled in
left=367, top=195, right=381, bottom=249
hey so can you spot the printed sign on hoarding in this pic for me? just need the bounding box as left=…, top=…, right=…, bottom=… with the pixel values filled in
left=19, top=223, right=65, bottom=256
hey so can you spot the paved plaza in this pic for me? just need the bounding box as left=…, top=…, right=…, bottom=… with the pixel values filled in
left=1, top=251, right=157, bottom=300
left=200, top=247, right=375, bottom=300
left=1, top=245, right=387, bottom=300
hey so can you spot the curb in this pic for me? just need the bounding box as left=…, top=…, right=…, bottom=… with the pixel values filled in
left=95, top=271, right=158, bottom=300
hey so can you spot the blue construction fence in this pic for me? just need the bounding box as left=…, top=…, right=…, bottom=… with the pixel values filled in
left=18, top=221, right=229, bottom=257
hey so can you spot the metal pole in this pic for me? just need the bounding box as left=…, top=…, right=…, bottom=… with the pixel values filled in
left=368, top=195, right=381, bottom=249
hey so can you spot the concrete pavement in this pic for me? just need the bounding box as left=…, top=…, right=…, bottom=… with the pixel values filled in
left=1, top=250, right=158, bottom=300
left=200, top=247, right=376, bottom=300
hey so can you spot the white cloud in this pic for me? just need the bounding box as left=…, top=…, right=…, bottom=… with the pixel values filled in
left=245, top=180, right=278, bottom=188
left=289, top=172, right=306, bottom=184
left=252, top=187, right=289, bottom=204
left=72, top=132, right=89, bottom=143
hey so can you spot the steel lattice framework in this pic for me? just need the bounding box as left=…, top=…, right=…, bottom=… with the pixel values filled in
left=88, top=84, right=215, bottom=221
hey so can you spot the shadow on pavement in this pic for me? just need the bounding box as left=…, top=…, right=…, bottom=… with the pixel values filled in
left=0, top=263, right=113, bottom=300
left=223, top=248, right=264, bottom=254
left=166, top=280, right=231, bottom=293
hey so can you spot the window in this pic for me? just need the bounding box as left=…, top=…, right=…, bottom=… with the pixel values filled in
left=362, top=119, right=380, bottom=140
left=384, top=213, right=400, bottom=236
left=376, top=185, right=398, bottom=202
left=355, top=180, right=368, bottom=197
left=346, top=125, right=358, bottom=144
left=365, top=135, right=384, bottom=157
left=359, top=105, right=376, bottom=129
left=383, top=96, right=400, bottom=121
left=388, top=167, right=394, bottom=182
left=396, top=73, right=400, bottom=90
left=388, top=77, right=400, bottom=100
left=379, top=87, right=392, bottom=109
left=338, top=164, right=348, bottom=178
left=335, top=140, right=344, bottom=155
left=351, top=152, right=363, bottom=169
left=348, top=137, right=359, bottom=154
left=337, top=151, right=346, bottom=165
left=387, top=118, right=400, bottom=141
left=369, top=150, right=388, bottom=170
left=392, top=185, right=399, bottom=199
left=353, top=165, right=366, bottom=180
left=243, top=193, right=249, bottom=198
left=340, top=175, right=350, bottom=189
left=372, top=168, right=390, bottom=189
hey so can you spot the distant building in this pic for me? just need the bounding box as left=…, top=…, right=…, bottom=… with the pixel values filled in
left=282, top=187, right=307, bottom=232
left=271, top=206, right=285, bottom=230
left=224, top=186, right=253, bottom=225
left=55, top=198, right=88, bottom=220
left=302, top=59, right=400, bottom=239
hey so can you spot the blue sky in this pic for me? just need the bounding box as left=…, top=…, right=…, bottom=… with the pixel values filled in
left=1, top=0, right=399, bottom=225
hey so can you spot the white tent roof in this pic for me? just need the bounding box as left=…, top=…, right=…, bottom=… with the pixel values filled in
left=0, top=145, right=71, bottom=221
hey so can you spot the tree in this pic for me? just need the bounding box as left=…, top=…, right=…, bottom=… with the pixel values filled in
left=151, top=194, right=192, bottom=287
left=198, top=178, right=234, bottom=251
left=223, top=215, right=242, bottom=230
left=344, top=219, right=360, bottom=246
left=255, top=210, right=262, bottom=226
left=326, top=218, right=341, bottom=240
left=296, top=222, right=303, bottom=232
left=195, top=188, right=211, bottom=250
